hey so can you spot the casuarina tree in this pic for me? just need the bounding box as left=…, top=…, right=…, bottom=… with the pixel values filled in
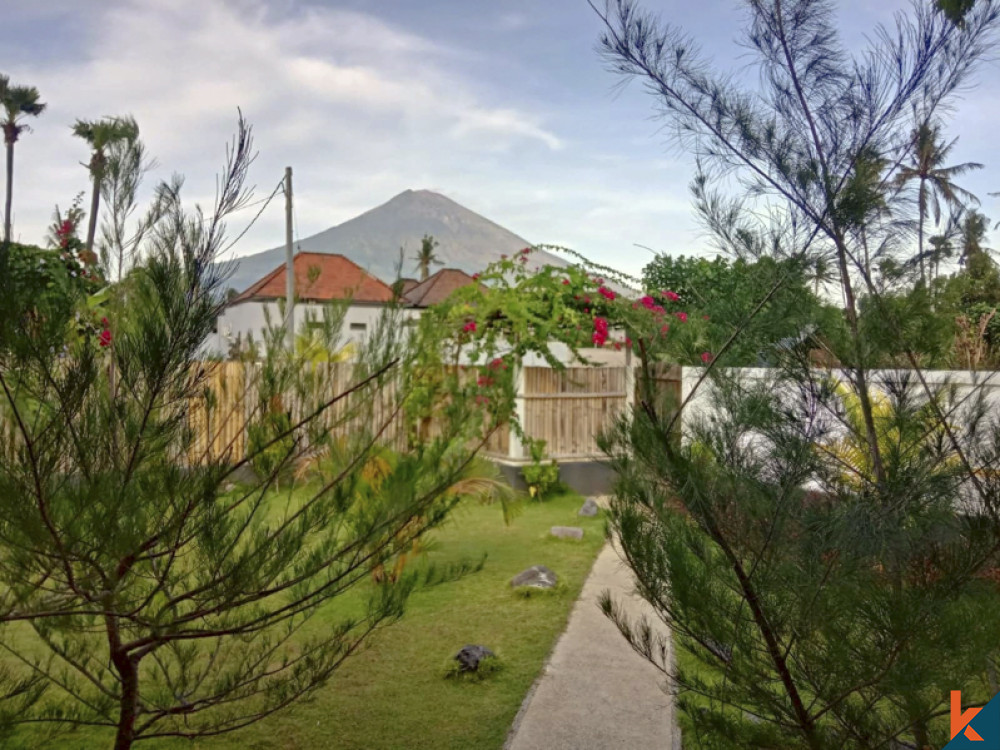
left=592, top=0, right=1000, bottom=747
left=0, top=116, right=513, bottom=750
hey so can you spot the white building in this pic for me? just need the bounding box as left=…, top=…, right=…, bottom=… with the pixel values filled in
left=212, top=252, right=401, bottom=356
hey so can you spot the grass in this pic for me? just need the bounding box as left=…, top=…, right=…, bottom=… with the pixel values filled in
left=25, top=490, right=605, bottom=750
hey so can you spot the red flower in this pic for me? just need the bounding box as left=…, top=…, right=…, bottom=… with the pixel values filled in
left=660, top=324, right=669, bottom=334
left=703, top=315, right=710, bottom=321
left=463, top=321, right=477, bottom=333
left=598, top=286, right=616, bottom=301
left=675, top=312, right=688, bottom=323
left=100, top=317, right=109, bottom=327
left=664, top=290, right=680, bottom=302
left=625, top=336, right=633, bottom=348
left=592, top=332, right=607, bottom=346
left=701, top=351, right=713, bottom=364
left=489, top=357, right=507, bottom=370
left=98, top=329, right=112, bottom=348
left=593, top=317, right=609, bottom=333
left=640, top=295, right=656, bottom=310
left=477, top=375, right=494, bottom=387
left=520, top=247, right=532, bottom=255
left=472, top=273, right=480, bottom=280
left=562, top=279, right=570, bottom=285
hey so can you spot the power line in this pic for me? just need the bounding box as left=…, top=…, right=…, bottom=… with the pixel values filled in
left=219, top=178, right=285, bottom=256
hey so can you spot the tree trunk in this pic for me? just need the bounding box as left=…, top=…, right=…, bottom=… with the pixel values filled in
left=86, top=171, right=101, bottom=256
left=106, top=614, right=140, bottom=750
left=917, top=180, right=926, bottom=286
left=4, top=139, right=13, bottom=245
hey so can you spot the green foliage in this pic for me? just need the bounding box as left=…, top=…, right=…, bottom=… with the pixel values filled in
left=0, top=118, right=522, bottom=750
left=642, top=253, right=843, bottom=365
left=594, top=0, right=1000, bottom=747
left=520, top=440, right=562, bottom=500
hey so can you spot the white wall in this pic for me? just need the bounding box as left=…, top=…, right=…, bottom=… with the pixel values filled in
left=679, top=367, right=1000, bottom=501
left=208, top=300, right=419, bottom=356
left=680, top=367, right=1000, bottom=433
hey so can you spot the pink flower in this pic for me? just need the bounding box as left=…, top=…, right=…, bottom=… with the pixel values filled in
left=463, top=321, right=477, bottom=333
left=98, top=329, right=112, bottom=348
left=592, top=332, right=607, bottom=346
left=640, top=295, right=656, bottom=310
left=701, top=351, right=713, bottom=364
left=625, top=337, right=633, bottom=348
left=593, top=317, right=609, bottom=333
left=660, top=324, right=669, bottom=334
left=675, top=312, right=688, bottom=323
left=664, top=290, right=680, bottom=302
left=598, top=286, right=616, bottom=301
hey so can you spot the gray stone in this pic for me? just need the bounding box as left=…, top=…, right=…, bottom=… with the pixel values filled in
left=454, top=644, right=495, bottom=672
left=578, top=497, right=600, bottom=517
left=550, top=525, right=584, bottom=540
left=510, top=565, right=559, bottom=590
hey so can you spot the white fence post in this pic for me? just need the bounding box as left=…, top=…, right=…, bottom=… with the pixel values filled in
left=508, top=362, right=526, bottom=460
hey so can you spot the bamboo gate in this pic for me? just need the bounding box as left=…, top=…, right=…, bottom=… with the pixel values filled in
left=183, top=361, right=682, bottom=467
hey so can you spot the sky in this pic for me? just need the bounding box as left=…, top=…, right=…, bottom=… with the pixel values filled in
left=2, top=0, right=998, bottom=279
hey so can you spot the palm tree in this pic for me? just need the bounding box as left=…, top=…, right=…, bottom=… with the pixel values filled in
left=926, top=210, right=963, bottom=281
left=958, top=210, right=993, bottom=267
left=72, top=115, right=139, bottom=258
left=412, top=233, right=443, bottom=281
left=1, top=75, right=46, bottom=244
left=895, top=122, right=982, bottom=285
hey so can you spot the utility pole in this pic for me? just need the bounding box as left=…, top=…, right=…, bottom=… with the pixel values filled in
left=284, top=166, right=294, bottom=350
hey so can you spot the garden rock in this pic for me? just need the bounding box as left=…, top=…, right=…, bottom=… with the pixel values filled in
left=550, top=525, right=584, bottom=540
left=578, top=497, right=599, bottom=517
left=454, top=645, right=495, bottom=672
left=510, top=565, right=559, bottom=590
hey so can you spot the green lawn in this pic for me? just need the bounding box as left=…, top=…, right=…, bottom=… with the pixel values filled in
left=30, top=491, right=605, bottom=750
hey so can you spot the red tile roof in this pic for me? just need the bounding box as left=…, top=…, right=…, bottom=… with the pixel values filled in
left=404, top=268, right=480, bottom=307
left=232, top=252, right=395, bottom=305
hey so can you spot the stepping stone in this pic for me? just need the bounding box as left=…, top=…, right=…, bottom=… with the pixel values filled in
left=578, top=497, right=600, bottom=516
left=510, top=565, right=559, bottom=590
left=454, top=645, right=495, bottom=672
left=551, top=525, right=584, bottom=540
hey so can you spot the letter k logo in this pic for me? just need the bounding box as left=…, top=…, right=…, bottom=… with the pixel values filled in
left=953, top=691, right=985, bottom=741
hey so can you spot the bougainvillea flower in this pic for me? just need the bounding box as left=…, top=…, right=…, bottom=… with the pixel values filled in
left=675, top=312, right=688, bottom=323
left=463, top=321, right=477, bottom=333
left=701, top=351, right=713, bottom=364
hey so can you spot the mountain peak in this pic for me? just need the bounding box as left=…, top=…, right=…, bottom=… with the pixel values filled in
left=223, top=189, right=565, bottom=294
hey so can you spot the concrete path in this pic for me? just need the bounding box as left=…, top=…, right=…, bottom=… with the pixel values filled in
left=504, top=542, right=677, bottom=750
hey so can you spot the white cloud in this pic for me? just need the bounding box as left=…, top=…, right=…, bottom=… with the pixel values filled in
left=4, top=0, right=565, bottom=257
